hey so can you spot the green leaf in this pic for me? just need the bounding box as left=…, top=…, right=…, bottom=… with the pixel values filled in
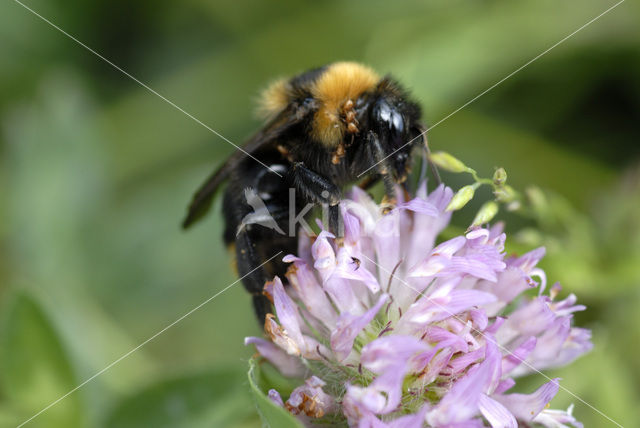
left=248, top=359, right=303, bottom=428
left=0, top=293, right=83, bottom=428
left=105, top=367, right=253, bottom=428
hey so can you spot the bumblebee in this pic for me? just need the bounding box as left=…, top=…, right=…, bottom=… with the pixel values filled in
left=183, top=62, right=431, bottom=322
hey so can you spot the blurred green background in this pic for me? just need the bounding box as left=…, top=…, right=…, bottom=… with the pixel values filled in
left=1, top=0, right=639, bottom=427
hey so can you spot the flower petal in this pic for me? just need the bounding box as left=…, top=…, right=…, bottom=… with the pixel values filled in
left=349, top=336, right=429, bottom=414
left=268, top=389, right=285, bottom=407
left=244, top=337, right=305, bottom=377
left=284, top=256, right=337, bottom=329
left=493, top=378, right=560, bottom=421
left=286, top=376, right=336, bottom=418
left=331, top=294, right=388, bottom=361
left=479, top=394, right=517, bottom=428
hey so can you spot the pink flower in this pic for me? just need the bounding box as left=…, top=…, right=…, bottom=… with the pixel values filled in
left=246, top=182, right=592, bottom=427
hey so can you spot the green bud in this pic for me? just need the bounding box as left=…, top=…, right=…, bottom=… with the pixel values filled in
left=506, top=200, right=521, bottom=212
left=429, top=151, right=470, bottom=173
left=526, top=186, right=546, bottom=208
left=471, top=201, right=499, bottom=226
left=446, top=184, right=477, bottom=211
left=515, top=227, right=543, bottom=246
left=494, top=185, right=517, bottom=203
left=493, top=168, right=507, bottom=186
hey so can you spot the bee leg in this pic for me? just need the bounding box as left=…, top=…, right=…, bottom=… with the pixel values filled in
left=291, top=162, right=342, bottom=233
left=365, top=131, right=397, bottom=206
left=358, top=175, right=380, bottom=191
left=235, top=228, right=272, bottom=323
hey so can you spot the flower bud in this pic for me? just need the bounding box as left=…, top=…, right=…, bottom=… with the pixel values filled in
left=429, top=151, right=470, bottom=173
left=472, top=201, right=498, bottom=226
left=494, top=185, right=517, bottom=203
left=446, top=184, right=477, bottom=211
left=493, top=168, right=507, bottom=186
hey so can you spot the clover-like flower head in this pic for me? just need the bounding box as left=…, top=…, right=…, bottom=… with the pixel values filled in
left=246, top=182, right=591, bottom=427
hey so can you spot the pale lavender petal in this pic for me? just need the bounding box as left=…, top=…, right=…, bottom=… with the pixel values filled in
left=245, top=337, right=305, bottom=377
left=386, top=406, right=429, bottom=428
left=373, top=210, right=402, bottom=288
left=484, top=337, right=504, bottom=394
left=429, top=340, right=502, bottom=425
left=496, top=297, right=555, bottom=345
left=264, top=314, right=302, bottom=356
left=502, top=336, right=537, bottom=374
left=405, top=184, right=454, bottom=268
left=479, top=394, right=517, bottom=428
left=427, top=183, right=454, bottom=212
left=345, top=384, right=387, bottom=416
left=361, top=335, right=429, bottom=373
left=331, top=294, right=388, bottom=361
left=433, top=236, right=467, bottom=256
left=284, top=256, right=337, bottom=329
left=446, top=347, right=484, bottom=375
left=323, top=276, right=364, bottom=315
left=272, top=277, right=305, bottom=347
left=508, top=247, right=546, bottom=272
left=519, top=323, right=592, bottom=375
left=493, top=378, right=560, bottom=421
left=268, top=389, right=285, bottom=407
left=427, top=362, right=490, bottom=425
left=350, top=336, right=429, bottom=414
left=533, top=404, right=584, bottom=428
left=447, top=255, right=502, bottom=282
left=468, top=309, right=488, bottom=331
left=407, top=253, right=451, bottom=278
left=495, top=378, right=516, bottom=395
left=342, top=206, right=362, bottom=245
left=286, top=376, right=336, bottom=418
left=477, top=267, right=536, bottom=317
left=357, top=405, right=429, bottom=428
left=334, top=247, right=381, bottom=293
left=401, top=289, right=496, bottom=326
left=552, top=293, right=586, bottom=317
left=311, top=231, right=336, bottom=281
left=485, top=317, right=506, bottom=335
left=399, top=198, right=439, bottom=216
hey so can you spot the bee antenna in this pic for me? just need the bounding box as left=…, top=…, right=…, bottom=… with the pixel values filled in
left=422, top=132, right=441, bottom=185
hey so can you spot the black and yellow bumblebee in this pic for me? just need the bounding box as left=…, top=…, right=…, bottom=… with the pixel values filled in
left=183, top=62, right=433, bottom=322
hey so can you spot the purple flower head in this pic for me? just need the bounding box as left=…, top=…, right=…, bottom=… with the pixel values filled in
left=246, top=182, right=592, bottom=427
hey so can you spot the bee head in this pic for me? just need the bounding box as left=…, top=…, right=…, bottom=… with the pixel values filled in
left=369, top=96, right=419, bottom=183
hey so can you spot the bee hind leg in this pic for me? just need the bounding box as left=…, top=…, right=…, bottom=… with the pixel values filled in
left=235, top=228, right=273, bottom=324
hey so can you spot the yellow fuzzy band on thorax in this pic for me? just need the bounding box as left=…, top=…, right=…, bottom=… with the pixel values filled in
left=311, top=62, right=379, bottom=147
left=256, top=78, right=291, bottom=120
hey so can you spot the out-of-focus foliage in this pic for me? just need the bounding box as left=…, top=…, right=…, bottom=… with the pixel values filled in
left=0, top=0, right=638, bottom=427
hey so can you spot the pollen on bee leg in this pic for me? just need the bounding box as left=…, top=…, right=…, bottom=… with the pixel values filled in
left=342, top=98, right=359, bottom=135
left=332, top=142, right=346, bottom=164
left=381, top=195, right=397, bottom=214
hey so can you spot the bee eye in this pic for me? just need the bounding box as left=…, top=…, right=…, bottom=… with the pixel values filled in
left=390, top=110, right=404, bottom=136
left=372, top=98, right=405, bottom=141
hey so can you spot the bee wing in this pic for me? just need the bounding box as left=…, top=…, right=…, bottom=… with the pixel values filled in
left=181, top=105, right=308, bottom=228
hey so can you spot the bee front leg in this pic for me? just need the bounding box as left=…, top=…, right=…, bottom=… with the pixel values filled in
left=365, top=131, right=397, bottom=211
left=291, top=162, right=342, bottom=234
